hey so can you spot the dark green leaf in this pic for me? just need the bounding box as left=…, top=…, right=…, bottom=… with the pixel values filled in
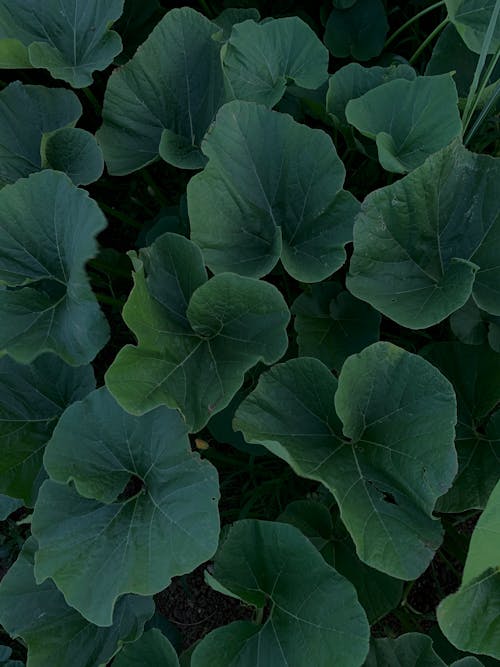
left=41, top=127, right=103, bottom=186
left=113, top=629, right=180, bottom=667
left=324, top=0, right=388, bottom=61
left=0, top=495, right=22, bottom=520
left=450, top=299, right=500, bottom=352
left=364, top=633, right=447, bottom=666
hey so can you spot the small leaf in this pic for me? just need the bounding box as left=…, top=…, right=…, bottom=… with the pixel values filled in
left=31, top=387, right=220, bottom=626
left=235, top=343, right=457, bottom=579
left=451, top=299, right=500, bottom=352
left=324, top=0, right=388, bottom=61
left=41, top=127, right=103, bottom=186
left=0, top=171, right=110, bottom=364
left=97, top=7, right=226, bottom=173
left=345, top=75, right=462, bottom=173
left=0, top=0, right=124, bottom=87
left=364, top=633, right=447, bottom=666
left=113, top=629, right=180, bottom=667
left=191, top=520, right=370, bottom=667
left=221, top=17, right=329, bottom=107
left=437, top=480, right=500, bottom=659
left=445, top=0, right=500, bottom=54
left=105, top=233, right=290, bottom=431
left=347, top=142, right=500, bottom=329
left=188, top=100, right=359, bottom=282
left=0, top=537, right=154, bottom=667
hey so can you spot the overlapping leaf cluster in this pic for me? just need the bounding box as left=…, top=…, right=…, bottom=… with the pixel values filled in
left=0, top=1, right=498, bottom=666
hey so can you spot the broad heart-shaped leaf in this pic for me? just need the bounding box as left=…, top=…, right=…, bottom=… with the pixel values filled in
left=0, top=0, right=124, bottom=87
left=0, top=537, right=154, bottom=667
left=278, top=500, right=403, bottom=623
left=0, top=82, right=102, bottom=187
left=345, top=75, right=462, bottom=173
left=97, top=7, right=226, bottom=173
left=445, top=1, right=500, bottom=54
left=0, top=171, right=110, bottom=365
left=221, top=17, right=329, bottom=107
left=31, top=387, right=220, bottom=627
left=421, top=342, right=500, bottom=512
left=113, top=629, right=180, bottom=667
left=105, top=233, right=290, bottom=432
left=347, top=142, right=500, bottom=329
left=234, top=342, right=457, bottom=580
left=364, top=633, right=447, bottom=666
left=188, top=100, right=359, bottom=282
left=324, top=0, right=389, bottom=61
left=0, top=354, right=95, bottom=506
left=326, top=63, right=416, bottom=128
left=437, top=480, right=500, bottom=659
left=292, top=282, right=381, bottom=371
left=191, top=520, right=370, bottom=667
left=451, top=299, right=500, bottom=352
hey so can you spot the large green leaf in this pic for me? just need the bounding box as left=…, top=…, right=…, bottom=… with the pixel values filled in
left=221, top=17, right=329, bottom=107
left=31, top=387, right=220, bottom=626
left=324, top=0, right=388, bottom=61
left=0, top=354, right=95, bottom=506
left=326, top=63, right=416, bottom=128
left=0, top=0, right=124, bottom=87
left=279, top=500, right=403, bottom=623
left=345, top=75, right=462, bottom=173
left=437, top=480, right=500, bottom=659
left=0, top=537, right=154, bottom=667
left=188, top=100, right=359, bottom=281
left=97, top=7, right=226, bottom=173
left=445, top=1, right=500, bottom=54
left=292, top=282, right=381, bottom=371
left=0, top=82, right=102, bottom=187
left=364, top=633, right=447, bottom=666
left=105, top=233, right=290, bottom=431
left=113, top=629, right=180, bottom=667
left=234, top=343, right=457, bottom=579
left=421, top=342, right=500, bottom=512
left=191, top=519, right=369, bottom=667
left=0, top=171, right=110, bottom=364
left=347, top=142, right=500, bottom=329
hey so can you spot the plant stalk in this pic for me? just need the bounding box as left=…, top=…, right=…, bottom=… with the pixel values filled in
left=408, top=18, right=448, bottom=64
left=384, top=1, right=446, bottom=49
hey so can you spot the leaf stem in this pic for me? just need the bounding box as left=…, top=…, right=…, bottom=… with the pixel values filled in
left=254, top=606, right=264, bottom=625
left=141, top=169, right=168, bottom=207
left=82, top=86, right=101, bottom=115
left=408, top=18, right=448, bottom=65
left=95, top=292, right=124, bottom=308
left=98, top=202, right=141, bottom=229
left=384, top=1, right=446, bottom=49
left=197, top=0, right=214, bottom=18
left=463, top=44, right=500, bottom=136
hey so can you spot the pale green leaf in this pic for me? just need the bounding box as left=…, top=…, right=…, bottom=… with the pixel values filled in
left=445, top=0, right=500, bottom=54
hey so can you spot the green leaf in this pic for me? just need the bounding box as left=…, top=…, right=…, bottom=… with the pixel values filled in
left=105, top=233, right=290, bottom=431
left=0, top=494, right=22, bottom=520
left=113, top=629, right=180, bottom=667
left=213, top=8, right=260, bottom=41
left=324, top=0, right=389, bottom=61
left=234, top=343, right=457, bottom=579
left=292, top=282, right=381, bottom=371
left=437, top=480, right=500, bottom=659
left=221, top=17, right=329, bottom=107
left=326, top=63, right=416, bottom=128
left=31, top=387, right=220, bottom=626
left=0, top=645, right=23, bottom=667
left=445, top=0, right=500, bottom=54
left=364, top=633, right=447, bottom=666
left=97, top=7, right=225, bottom=173
left=421, top=342, right=500, bottom=512
left=41, top=127, right=103, bottom=187
left=207, top=390, right=267, bottom=456
left=347, top=142, right=500, bottom=329
left=114, top=0, right=161, bottom=63
left=279, top=500, right=403, bottom=623
left=188, top=100, right=359, bottom=282
left=0, top=171, right=110, bottom=364
left=191, top=519, right=370, bottom=667
left=0, top=0, right=124, bottom=87
left=451, top=299, right=500, bottom=352
left=0, top=354, right=95, bottom=506
left=0, top=537, right=154, bottom=667
left=345, top=75, right=462, bottom=173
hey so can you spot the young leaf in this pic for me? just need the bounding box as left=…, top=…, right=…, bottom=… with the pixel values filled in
left=0, top=537, right=154, bottom=667
left=105, top=233, right=290, bottom=431
left=31, top=387, right=220, bottom=626
left=421, top=342, right=500, bottom=512
left=445, top=0, right=500, bottom=54
left=347, top=142, right=500, bottom=329
left=221, top=17, right=329, bottom=107
left=345, top=75, right=462, bottom=173
left=191, top=520, right=370, bottom=667
left=97, top=7, right=226, bottom=173
left=188, top=100, right=359, bottom=281
left=0, top=354, right=95, bottom=506
left=113, top=629, right=180, bottom=667
left=364, top=633, right=447, bottom=666
left=0, top=171, right=110, bottom=364
left=0, top=0, right=124, bottom=87
left=292, top=282, right=381, bottom=371
left=41, top=127, right=103, bottom=187
left=234, top=343, right=457, bottom=580
left=437, top=480, right=500, bottom=659
left=324, top=0, right=389, bottom=61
